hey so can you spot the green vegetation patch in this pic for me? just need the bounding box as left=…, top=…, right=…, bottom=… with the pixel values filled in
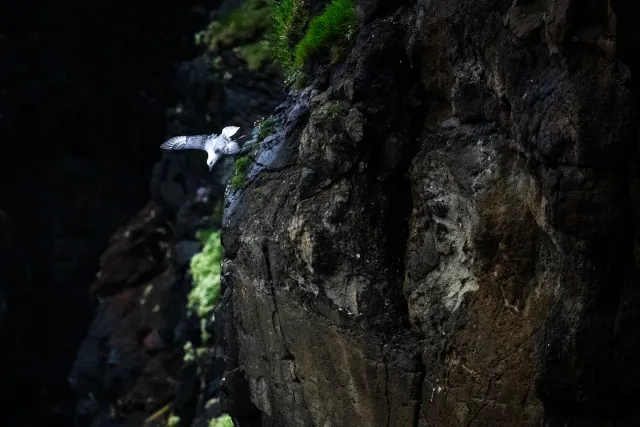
left=294, top=0, right=357, bottom=66
left=188, top=230, right=224, bottom=318
left=236, top=40, right=272, bottom=70
left=183, top=341, right=196, bottom=362
left=228, top=115, right=280, bottom=190
left=167, top=414, right=181, bottom=427
left=322, top=101, right=343, bottom=119
left=268, top=0, right=308, bottom=83
left=209, top=414, right=234, bottom=427
left=268, top=0, right=358, bottom=84
left=256, top=115, right=278, bottom=140
left=230, top=155, right=251, bottom=189
left=196, top=0, right=273, bottom=51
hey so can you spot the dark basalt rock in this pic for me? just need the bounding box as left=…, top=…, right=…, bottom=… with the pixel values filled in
left=66, top=1, right=284, bottom=425
left=218, top=0, right=640, bottom=426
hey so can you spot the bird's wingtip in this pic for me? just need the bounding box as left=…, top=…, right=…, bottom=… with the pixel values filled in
left=160, top=137, right=181, bottom=149
left=221, top=126, right=240, bottom=137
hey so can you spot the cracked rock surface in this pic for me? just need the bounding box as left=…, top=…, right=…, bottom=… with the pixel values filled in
left=220, top=0, right=640, bottom=426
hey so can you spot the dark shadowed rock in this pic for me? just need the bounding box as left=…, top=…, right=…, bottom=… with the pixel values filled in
left=219, top=0, right=640, bottom=426
left=68, top=1, right=284, bottom=425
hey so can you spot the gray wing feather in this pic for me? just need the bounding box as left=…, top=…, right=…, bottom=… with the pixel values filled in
left=212, top=137, right=240, bottom=155
left=160, top=135, right=210, bottom=151
left=219, top=141, right=240, bottom=155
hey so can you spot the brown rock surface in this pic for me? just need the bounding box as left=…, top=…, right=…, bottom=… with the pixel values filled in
left=220, top=1, right=640, bottom=426
left=69, top=203, right=181, bottom=424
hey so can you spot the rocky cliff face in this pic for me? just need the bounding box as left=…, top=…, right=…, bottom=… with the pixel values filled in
left=67, top=1, right=283, bottom=426
left=220, top=0, right=640, bottom=426
left=7, top=0, right=640, bottom=426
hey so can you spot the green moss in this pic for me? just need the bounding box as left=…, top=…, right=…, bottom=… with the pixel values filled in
left=257, top=115, right=277, bottom=140
left=200, top=317, right=211, bottom=344
left=167, top=414, right=181, bottom=427
left=268, top=0, right=308, bottom=84
left=188, top=230, right=223, bottom=319
left=294, top=0, right=357, bottom=67
left=196, top=0, right=273, bottom=52
left=209, top=414, right=234, bottom=427
left=230, top=155, right=251, bottom=189
left=183, top=341, right=195, bottom=362
left=237, top=40, right=272, bottom=70
left=322, top=101, right=343, bottom=119
left=212, top=56, right=224, bottom=69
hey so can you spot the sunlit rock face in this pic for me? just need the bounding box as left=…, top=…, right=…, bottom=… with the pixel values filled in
left=220, top=0, right=640, bottom=426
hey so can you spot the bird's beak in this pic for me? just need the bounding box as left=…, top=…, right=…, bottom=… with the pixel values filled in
left=209, top=165, right=213, bottom=171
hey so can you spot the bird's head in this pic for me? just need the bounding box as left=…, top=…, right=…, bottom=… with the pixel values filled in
left=207, top=153, right=220, bottom=171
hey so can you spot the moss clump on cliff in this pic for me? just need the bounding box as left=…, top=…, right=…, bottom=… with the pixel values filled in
left=195, top=0, right=275, bottom=72
left=183, top=341, right=196, bottom=362
left=322, top=101, right=343, bottom=119
left=229, top=115, right=279, bottom=189
left=167, top=414, right=180, bottom=427
left=294, top=0, right=357, bottom=66
left=235, top=40, right=272, bottom=70
left=208, top=414, right=233, bottom=427
left=188, top=229, right=223, bottom=319
left=195, top=0, right=272, bottom=51
left=256, top=115, right=277, bottom=140
left=230, top=155, right=251, bottom=189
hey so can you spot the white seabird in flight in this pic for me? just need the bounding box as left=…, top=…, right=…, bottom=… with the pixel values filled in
left=160, top=126, right=242, bottom=170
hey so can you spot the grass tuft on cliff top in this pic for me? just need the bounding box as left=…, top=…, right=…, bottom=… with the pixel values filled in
left=268, top=0, right=308, bottom=83
left=188, top=229, right=223, bottom=319
left=294, top=0, right=357, bottom=66
left=269, top=0, right=358, bottom=84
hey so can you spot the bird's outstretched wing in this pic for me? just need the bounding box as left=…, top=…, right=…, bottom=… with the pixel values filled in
left=160, top=135, right=210, bottom=151
left=221, top=126, right=240, bottom=138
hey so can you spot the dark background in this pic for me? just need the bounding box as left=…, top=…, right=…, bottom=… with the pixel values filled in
left=0, top=1, right=214, bottom=425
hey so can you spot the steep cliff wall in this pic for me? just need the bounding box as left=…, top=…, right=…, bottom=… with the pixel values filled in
left=67, top=1, right=283, bottom=426
left=220, top=0, right=640, bottom=426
